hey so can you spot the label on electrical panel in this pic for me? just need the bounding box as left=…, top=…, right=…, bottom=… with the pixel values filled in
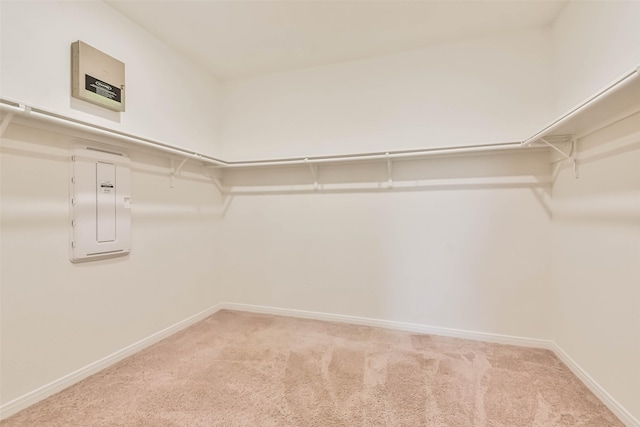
left=100, top=180, right=114, bottom=194
left=85, top=75, right=122, bottom=102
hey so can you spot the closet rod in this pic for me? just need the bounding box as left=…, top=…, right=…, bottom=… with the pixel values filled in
left=0, top=98, right=530, bottom=168
left=522, top=66, right=640, bottom=146
left=223, top=142, right=525, bottom=168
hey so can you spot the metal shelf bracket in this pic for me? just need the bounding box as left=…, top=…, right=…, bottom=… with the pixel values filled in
left=305, top=158, right=319, bottom=190
left=170, top=158, right=188, bottom=188
left=540, top=137, right=578, bottom=179
left=0, top=112, right=15, bottom=138
left=386, top=153, right=393, bottom=189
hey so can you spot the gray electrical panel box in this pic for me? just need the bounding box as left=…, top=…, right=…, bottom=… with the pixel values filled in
left=71, top=41, right=125, bottom=112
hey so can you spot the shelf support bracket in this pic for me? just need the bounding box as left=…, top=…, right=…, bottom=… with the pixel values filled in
left=385, top=153, right=393, bottom=189
left=211, top=177, right=224, bottom=193
left=202, top=165, right=225, bottom=194
left=570, top=137, right=578, bottom=179
left=305, top=158, right=319, bottom=190
left=540, top=137, right=578, bottom=179
left=170, top=158, right=188, bottom=188
left=0, top=112, right=15, bottom=138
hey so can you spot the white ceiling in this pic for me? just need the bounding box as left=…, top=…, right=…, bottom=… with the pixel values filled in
left=107, top=0, right=568, bottom=80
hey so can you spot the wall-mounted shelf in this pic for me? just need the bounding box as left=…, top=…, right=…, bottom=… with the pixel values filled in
left=0, top=100, right=227, bottom=166
left=1, top=64, right=639, bottom=174
left=523, top=66, right=640, bottom=146
left=0, top=99, right=536, bottom=168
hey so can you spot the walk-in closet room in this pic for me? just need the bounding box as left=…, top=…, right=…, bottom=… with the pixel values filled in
left=1, top=1, right=639, bottom=425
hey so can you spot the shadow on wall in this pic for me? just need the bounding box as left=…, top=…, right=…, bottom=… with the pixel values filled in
left=550, top=125, right=640, bottom=225
left=220, top=149, right=554, bottom=216
left=0, top=123, right=230, bottom=230
left=217, top=148, right=554, bottom=335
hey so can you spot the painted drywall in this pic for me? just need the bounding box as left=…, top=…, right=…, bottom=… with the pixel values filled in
left=551, top=112, right=640, bottom=423
left=0, top=123, right=226, bottom=406
left=218, top=150, right=552, bottom=339
left=0, top=1, right=221, bottom=157
left=552, top=1, right=640, bottom=115
left=220, top=28, right=554, bottom=161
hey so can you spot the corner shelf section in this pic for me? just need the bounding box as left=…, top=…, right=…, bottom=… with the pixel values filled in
left=523, top=66, right=640, bottom=146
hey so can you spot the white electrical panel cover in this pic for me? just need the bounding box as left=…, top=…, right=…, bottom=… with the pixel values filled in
left=70, top=146, right=131, bottom=262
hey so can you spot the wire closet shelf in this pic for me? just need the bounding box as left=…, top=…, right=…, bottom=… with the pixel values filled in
left=1, top=64, right=639, bottom=169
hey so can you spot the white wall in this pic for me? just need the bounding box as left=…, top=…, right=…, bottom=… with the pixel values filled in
left=552, top=1, right=640, bottom=115
left=220, top=28, right=554, bottom=161
left=550, top=112, right=640, bottom=423
left=0, top=124, right=226, bottom=406
left=0, top=1, right=221, bottom=157
left=550, top=4, right=640, bottom=422
left=218, top=150, right=552, bottom=339
left=0, top=0, right=228, bottom=415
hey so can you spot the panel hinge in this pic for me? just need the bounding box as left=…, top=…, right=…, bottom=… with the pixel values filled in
left=71, top=219, right=75, bottom=227
left=71, top=198, right=76, bottom=205
left=71, top=176, right=76, bottom=184
left=71, top=241, right=76, bottom=248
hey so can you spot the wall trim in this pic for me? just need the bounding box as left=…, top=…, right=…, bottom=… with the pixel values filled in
left=0, top=302, right=225, bottom=420
left=3, top=302, right=636, bottom=427
left=219, top=302, right=554, bottom=349
left=551, top=342, right=640, bottom=427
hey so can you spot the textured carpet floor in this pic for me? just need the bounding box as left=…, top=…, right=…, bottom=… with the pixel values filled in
left=2, top=310, right=623, bottom=426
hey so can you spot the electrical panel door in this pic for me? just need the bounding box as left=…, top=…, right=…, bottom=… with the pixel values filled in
left=70, top=146, right=131, bottom=262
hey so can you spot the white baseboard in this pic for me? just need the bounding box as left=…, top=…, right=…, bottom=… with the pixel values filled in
left=551, top=342, right=639, bottom=427
left=219, top=302, right=554, bottom=349
left=0, top=302, right=225, bottom=420
left=3, top=301, right=636, bottom=427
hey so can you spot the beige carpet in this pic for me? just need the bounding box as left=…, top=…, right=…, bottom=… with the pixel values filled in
left=1, top=310, right=623, bottom=426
